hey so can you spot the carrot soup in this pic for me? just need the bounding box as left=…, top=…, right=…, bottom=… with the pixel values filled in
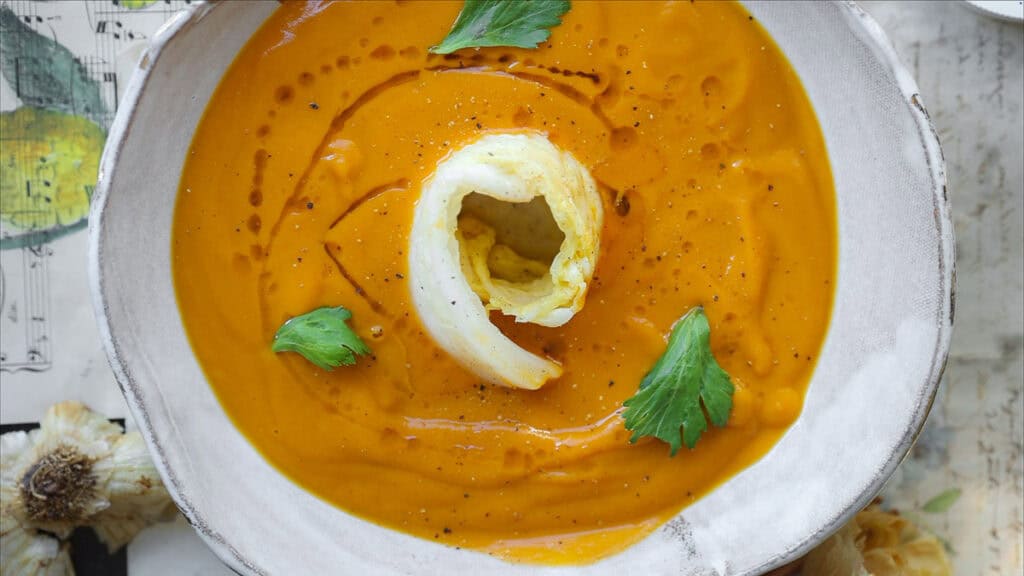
left=173, top=0, right=835, bottom=564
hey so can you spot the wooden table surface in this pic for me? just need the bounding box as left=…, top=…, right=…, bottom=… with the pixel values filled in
left=861, top=2, right=1023, bottom=574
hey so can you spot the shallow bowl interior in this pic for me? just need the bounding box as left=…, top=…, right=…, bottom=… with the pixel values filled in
left=90, top=2, right=952, bottom=575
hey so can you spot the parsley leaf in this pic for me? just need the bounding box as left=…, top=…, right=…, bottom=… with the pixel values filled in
left=922, top=488, right=961, bottom=513
left=622, top=306, right=734, bottom=456
left=271, top=306, right=371, bottom=371
left=430, top=0, right=571, bottom=55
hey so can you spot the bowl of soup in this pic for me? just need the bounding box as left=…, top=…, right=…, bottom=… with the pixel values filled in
left=89, top=1, right=953, bottom=574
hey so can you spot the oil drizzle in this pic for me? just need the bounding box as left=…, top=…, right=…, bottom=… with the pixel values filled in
left=258, top=62, right=632, bottom=335
left=324, top=244, right=388, bottom=316
left=329, top=178, right=409, bottom=230
left=257, top=70, right=423, bottom=332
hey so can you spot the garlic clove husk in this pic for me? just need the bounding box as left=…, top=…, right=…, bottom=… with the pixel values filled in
left=38, top=402, right=123, bottom=448
left=888, top=537, right=955, bottom=575
left=1, top=430, right=36, bottom=488
left=0, top=513, right=74, bottom=576
left=90, top=433, right=176, bottom=552
left=801, top=521, right=871, bottom=576
left=803, top=504, right=952, bottom=576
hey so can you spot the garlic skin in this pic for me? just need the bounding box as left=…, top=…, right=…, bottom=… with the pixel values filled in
left=89, top=433, right=177, bottom=550
left=0, top=513, right=73, bottom=576
left=8, top=402, right=120, bottom=538
left=1, top=434, right=73, bottom=576
left=1, top=402, right=176, bottom=575
left=409, top=132, right=602, bottom=390
left=803, top=504, right=952, bottom=576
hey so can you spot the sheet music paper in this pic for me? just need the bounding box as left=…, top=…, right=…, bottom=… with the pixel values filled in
left=0, top=0, right=188, bottom=423
left=0, top=1, right=231, bottom=573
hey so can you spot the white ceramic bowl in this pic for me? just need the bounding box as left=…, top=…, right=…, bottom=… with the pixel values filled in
left=89, top=2, right=954, bottom=574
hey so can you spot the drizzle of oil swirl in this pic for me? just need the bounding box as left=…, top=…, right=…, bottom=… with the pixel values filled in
left=256, top=59, right=633, bottom=333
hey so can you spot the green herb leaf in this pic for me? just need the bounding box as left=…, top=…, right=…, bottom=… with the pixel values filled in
left=922, top=488, right=961, bottom=513
left=430, top=0, right=571, bottom=55
left=272, top=306, right=371, bottom=371
left=622, top=306, right=734, bottom=456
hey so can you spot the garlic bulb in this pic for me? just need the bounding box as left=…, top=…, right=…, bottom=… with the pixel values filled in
left=1, top=434, right=73, bottom=576
left=803, top=504, right=952, bottom=576
left=409, top=132, right=603, bottom=390
left=1, top=402, right=176, bottom=575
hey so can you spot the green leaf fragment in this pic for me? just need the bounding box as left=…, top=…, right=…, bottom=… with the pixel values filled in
left=922, top=488, right=961, bottom=513
left=0, top=7, right=108, bottom=127
left=119, top=0, right=159, bottom=9
left=430, top=0, right=571, bottom=55
left=272, top=306, right=371, bottom=371
left=622, top=306, right=734, bottom=456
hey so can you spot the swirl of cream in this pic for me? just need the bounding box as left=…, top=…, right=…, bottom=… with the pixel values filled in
left=409, top=132, right=602, bottom=390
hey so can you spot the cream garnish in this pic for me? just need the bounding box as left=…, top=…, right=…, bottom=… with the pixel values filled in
left=409, top=132, right=603, bottom=390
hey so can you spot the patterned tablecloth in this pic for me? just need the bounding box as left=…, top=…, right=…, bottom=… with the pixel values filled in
left=0, top=1, right=1020, bottom=574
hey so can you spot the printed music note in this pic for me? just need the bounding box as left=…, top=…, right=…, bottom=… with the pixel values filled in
left=0, top=0, right=199, bottom=376
left=0, top=245, right=52, bottom=372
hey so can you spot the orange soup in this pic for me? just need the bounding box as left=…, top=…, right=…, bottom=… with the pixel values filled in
left=173, top=0, right=835, bottom=564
